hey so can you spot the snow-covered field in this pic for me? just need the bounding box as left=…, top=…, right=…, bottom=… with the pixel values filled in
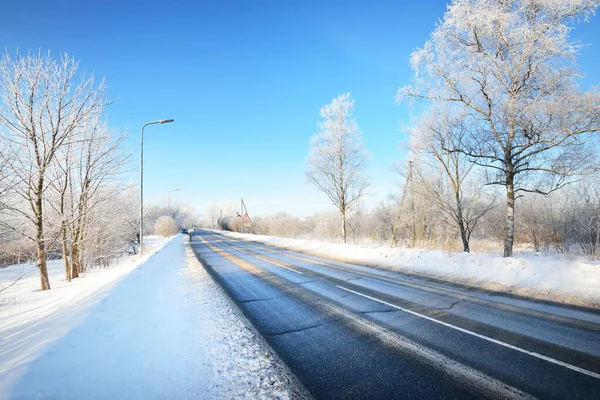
left=0, top=235, right=307, bottom=399
left=220, top=231, right=600, bottom=308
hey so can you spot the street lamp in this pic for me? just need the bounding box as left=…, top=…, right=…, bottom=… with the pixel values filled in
left=168, top=188, right=181, bottom=209
left=140, top=119, right=174, bottom=256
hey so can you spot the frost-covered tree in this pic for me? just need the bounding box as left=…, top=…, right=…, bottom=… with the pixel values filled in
left=154, top=215, right=178, bottom=237
left=206, top=201, right=218, bottom=229
left=306, top=93, right=370, bottom=243
left=408, top=109, right=498, bottom=252
left=82, top=187, right=139, bottom=269
left=0, top=147, right=17, bottom=216
left=63, top=119, right=128, bottom=279
left=0, top=51, right=107, bottom=289
left=400, top=0, right=600, bottom=256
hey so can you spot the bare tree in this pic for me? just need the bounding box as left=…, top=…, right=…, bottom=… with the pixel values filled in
left=66, top=119, right=127, bottom=278
left=346, top=202, right=365, bottom=244
left=306, top=93, right=370, bottom=243
left=374, top=198, right=397, bottom=243
left=390, top=161, right=417, bottom=248
left=206, top=201, right=218, bottom=229
left=408, top=109, right=498, bottom=252
left=81, top=185, right=139, bottom=269
left=0, top=51, right=107, bottom=289
left=569, top=179, right=600, bottom=256
left=399, top=0, right=600, bottom=256
left=51, top=141, right=73, bottom=280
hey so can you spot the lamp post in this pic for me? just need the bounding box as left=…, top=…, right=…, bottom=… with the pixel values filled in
left=168, top=188, right=181, bottom=209
left=140, top=119, right=174, bottom=256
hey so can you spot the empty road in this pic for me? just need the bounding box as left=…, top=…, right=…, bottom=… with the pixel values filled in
left=190, top=230, right=600, bottom=399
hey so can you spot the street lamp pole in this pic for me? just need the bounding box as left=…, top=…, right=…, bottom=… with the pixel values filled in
left=140, top=119, right=174, bottom=256
left=168, top=188, right=181, bottom=209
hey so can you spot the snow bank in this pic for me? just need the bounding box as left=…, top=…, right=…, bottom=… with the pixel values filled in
left=185, top=245, right=309, bottom=399
left=220, top=231, right=600, bottom=308
left=0, top=235, right=173, bottom=392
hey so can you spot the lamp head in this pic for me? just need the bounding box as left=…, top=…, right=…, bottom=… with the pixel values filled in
left=159, top=119, right=174, bottom=124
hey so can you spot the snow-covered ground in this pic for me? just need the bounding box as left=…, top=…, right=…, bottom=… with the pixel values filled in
left=220, top=231, right=600, bottom=308
left=0, top=235, right=172, bottom=395
left=0, top=235, right=308, bottom=399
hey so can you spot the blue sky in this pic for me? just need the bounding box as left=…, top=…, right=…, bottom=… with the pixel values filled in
left=3, top=1, right=599, bottom=217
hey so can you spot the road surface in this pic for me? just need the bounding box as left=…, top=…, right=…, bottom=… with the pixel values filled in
left=190, top=230, right=600, bottom=399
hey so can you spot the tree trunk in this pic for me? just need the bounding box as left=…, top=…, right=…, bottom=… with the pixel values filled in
left=458, top=221, right=470, bottom=253
left=341, top=210, right=347, bottom=244
left=61, top=224, right=71, bottom=282
left=390, top=223, right=399, bottom=248
left=79, top=219, right=87, bottom=273
left=532, top=230, right=540, bottom=253
left=71, top=243, right=80, bottom=279
left=79, top=240, right=86, bottom=273
left=34, top=175, right=51, bottom=290
left=454, top=191, right=469, bottom=253
left=36, top=239, right=50, bottom=290
left=504, top=174, right=516, bottom=257
left=34, top=223, right=50, bottom=290
left=71, top=225, right=81, bottom=279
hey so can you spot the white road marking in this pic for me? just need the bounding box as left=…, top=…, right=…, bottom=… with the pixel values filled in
left=336, top=285, right=600, bottom=380
left=256, top=256, right=304, bottom=275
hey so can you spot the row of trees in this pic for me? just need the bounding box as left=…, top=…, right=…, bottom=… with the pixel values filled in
left=214, top=177, right=599, bottom=257
left=304, top=0, right=600, bottom=257
left=0, top=52, right=131, bottom=290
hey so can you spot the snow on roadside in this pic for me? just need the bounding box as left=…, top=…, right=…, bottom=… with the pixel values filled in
left=184, top=245, right=310, bottom=399
left=0, top=235, right=173, bottom=391
left=1, top=235, right=310, bottom=399
left=220, top=231, right=600, bottom=308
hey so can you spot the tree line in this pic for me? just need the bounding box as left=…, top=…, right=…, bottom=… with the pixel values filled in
left=214, top=178, right=599, bottom=257
left=0, top=52, right=131, bottom=290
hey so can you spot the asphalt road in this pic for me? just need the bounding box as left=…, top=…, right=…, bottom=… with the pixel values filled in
left=190, top=230, right=600, bottom=399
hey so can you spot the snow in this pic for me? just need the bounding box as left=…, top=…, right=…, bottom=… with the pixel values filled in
left=220, top=231, right=600, bottom=308
left=184, top=244, right=307, bottom=399
left=0, top=235, right=172, bottom=395
left=0, top=235, right=307, bottom=399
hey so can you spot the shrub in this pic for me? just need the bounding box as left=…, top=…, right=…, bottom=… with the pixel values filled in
left=154, top=216, right=178, bottom=237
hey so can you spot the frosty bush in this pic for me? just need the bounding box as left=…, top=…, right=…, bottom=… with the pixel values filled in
left=154, top=216, right=178, bottom=237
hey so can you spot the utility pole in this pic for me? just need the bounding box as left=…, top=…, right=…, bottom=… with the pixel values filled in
left=390, top=160, right=414, bottom=248
left=408, top=161, right=416, bottom=247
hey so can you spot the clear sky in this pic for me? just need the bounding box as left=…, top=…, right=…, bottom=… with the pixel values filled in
left=3, top=1, right=599, bottom=217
